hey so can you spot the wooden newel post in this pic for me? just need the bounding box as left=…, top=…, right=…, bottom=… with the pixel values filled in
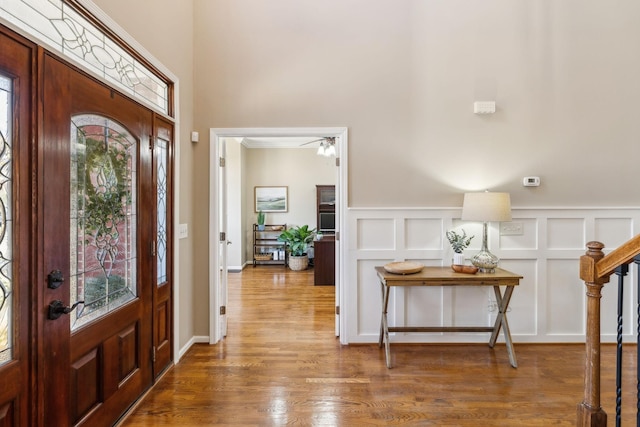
left=577, top=241, right=609, bottom=427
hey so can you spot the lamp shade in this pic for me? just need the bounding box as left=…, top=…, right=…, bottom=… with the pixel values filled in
left=461, top=192, right=512, bottom=222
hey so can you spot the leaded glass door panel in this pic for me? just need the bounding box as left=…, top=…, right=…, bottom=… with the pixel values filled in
left=0, top=28, right=33, bottom=427
left=152, top=116, right=173, bottom=377
left=70, top=115, right=138, bottom=331
left=41, top=53, right=154, bottom=427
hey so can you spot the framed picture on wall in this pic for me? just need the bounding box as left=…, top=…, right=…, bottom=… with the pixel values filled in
left=255, top=186, right=288, bottom=212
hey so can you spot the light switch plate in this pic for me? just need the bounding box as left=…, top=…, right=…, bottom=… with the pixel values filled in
left=179, top=223, right=188, bottom=239
left=500, top=222, right=523, bottom=236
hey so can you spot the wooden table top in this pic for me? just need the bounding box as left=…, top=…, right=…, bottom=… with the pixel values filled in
left=375, top=266, right=522, bottom=287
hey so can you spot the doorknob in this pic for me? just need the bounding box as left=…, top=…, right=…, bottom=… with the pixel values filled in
left=48, top=300, right=84, bottom=320
left=227, top=241, right=232, bottom=245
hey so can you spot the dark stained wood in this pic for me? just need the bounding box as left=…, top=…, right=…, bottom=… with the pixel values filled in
left=313, top=236, right=335, bottom=285
left=577, top=237, right=640, bottom=427
left=0, top=26, right=34, bottom=427
left=120, top=266, right=639, bottom=426
left=152, top=115, right=174, bottom=378
left=40, top=53, right=154, bottom=427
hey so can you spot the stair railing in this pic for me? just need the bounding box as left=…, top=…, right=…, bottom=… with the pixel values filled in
left=577, top=235, right=640, bottom=427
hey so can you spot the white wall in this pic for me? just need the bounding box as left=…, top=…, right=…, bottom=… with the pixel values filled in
left=90, top=0, right=640, bottom=345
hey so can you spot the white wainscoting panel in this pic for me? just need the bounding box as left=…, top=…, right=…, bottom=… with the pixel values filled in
left=345, top=207, right=640, bottom=344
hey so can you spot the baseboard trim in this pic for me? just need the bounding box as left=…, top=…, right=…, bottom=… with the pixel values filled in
left=178, top=335, right=210, bottom=360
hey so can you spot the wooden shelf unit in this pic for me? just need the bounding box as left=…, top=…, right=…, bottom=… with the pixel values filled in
left=253, top=224, right=287, bottom=267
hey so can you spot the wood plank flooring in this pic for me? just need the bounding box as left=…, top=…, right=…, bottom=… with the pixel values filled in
left=120, top=266, right=637, bottom=426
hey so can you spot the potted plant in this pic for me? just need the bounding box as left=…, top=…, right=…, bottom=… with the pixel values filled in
left=257, top=210, right=265, bottom=231
left=446, top=229, right=474, bottom=265
left=278, top=225, right=316, bottom=271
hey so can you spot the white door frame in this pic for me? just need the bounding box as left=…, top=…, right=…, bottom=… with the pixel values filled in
left=209, top=127, right=348, bottom=344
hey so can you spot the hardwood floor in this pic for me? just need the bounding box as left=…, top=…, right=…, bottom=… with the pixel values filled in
left=120, top=266, right=637, bottom=426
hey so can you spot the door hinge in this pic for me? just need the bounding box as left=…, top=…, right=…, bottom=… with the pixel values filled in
left=152, top=346, right=156, bottom=363
left=219, top=157, right=225, bottom=167
left=335, top=157, right=340, bottom=167
left=220, top=231, right=226, bottom=242
left=151, top=240, right=156, bottom=256
left=220, top=306, right=226, bottom=315
left=149, top=136, right=154, bottom=150
left=335, top=231, right=339, bottom=241
left=335, top=306, right=340, bottom=315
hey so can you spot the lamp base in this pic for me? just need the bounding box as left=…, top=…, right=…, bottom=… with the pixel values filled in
left=471, top=250, right=499, bottom=273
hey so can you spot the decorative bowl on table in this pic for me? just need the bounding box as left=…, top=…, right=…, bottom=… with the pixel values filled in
left=383, top=261, right=424, bottom=275
left=451, top=264, right=479, bottom=274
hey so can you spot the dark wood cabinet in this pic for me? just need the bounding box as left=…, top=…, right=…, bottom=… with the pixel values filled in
left=314, top=236, right=335, bottom=285
left=316, top=185, right=335, bottom=234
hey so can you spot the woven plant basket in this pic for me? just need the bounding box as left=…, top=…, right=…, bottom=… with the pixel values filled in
left=288, top=255, right=309, bottom=271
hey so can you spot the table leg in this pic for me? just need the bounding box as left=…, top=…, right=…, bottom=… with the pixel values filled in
left=378, top=280, right=392, bottom=368
left=489, top=285, right=518, bottom=368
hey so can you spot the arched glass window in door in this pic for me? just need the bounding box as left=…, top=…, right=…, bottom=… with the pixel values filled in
left=0, top=75, right=13, bottom=366
left=70, top=114, right=137, bottom=331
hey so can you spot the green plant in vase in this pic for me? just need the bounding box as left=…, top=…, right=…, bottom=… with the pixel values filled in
left=257, top=210, right=265, bottom=230
left=446, top=229, right=474, bottom=265
left=278, top=225, right=316, bottom=270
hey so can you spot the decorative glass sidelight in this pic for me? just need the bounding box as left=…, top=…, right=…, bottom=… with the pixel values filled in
left=156, top=138, right=168, bottom=285
left=0, top=75, right=13, bottom=366
left=70, top=114, right=137, bottom=331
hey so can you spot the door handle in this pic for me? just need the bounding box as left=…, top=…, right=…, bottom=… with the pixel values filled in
left=48, top=300, right=84, bottom=320
left=227, top=241, right=232, bottom=245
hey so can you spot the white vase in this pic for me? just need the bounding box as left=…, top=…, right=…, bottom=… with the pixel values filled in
left=453, top=253, right=465, bottom=265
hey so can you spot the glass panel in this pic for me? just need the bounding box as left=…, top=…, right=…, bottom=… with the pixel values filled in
left=156, top=138, right=167, bottom=285
left=0, top=0, right=169, bottom=115
left=70, top=115, right=137, bottom=331
left=0, top=75, right=13, bottom=366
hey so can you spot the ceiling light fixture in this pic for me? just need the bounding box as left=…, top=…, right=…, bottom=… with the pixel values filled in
left=314, top=137, right=336, bottom=157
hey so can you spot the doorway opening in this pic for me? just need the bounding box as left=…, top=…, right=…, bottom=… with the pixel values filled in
left=208, top=127, right=348, bottom=345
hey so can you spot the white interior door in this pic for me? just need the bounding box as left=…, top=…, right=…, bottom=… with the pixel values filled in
left=219, top=139, right=228, bottom=337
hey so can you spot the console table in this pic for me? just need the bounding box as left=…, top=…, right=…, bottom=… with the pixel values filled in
left=375, top=266, right=522, bottom=369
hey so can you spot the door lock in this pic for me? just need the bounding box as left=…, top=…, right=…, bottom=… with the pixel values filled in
left=47, top=270, right=64, bottom=289
left=48, top=300, right=84, bottom=320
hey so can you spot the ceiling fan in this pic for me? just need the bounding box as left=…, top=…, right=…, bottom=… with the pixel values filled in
left=300, top=137, right=336, bottom=157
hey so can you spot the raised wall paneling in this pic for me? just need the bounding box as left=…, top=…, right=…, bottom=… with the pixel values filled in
left=499, top=218, right=538, bottom=250
left=357, top=219, right=395, bottom=250
left=595, top=217, right=633, bottom=249
left=347, top=208, right=640, bottom=344
left=404, top=218, right=442, bottom=250
left=547, top=218, right=585, bottom=249
left=499, top=259, right=539, bottom=336
left=356, top=259, right=387, bottom=336
left=546, top=259, right=585, bottom=336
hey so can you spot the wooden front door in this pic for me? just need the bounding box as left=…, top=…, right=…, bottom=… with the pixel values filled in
left=0, top=29, right=34, bottom=427
left=41, top=53, right=156, bottom=426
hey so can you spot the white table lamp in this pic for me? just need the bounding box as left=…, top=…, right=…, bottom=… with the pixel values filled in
left=461, top=191, right=511, bottom=273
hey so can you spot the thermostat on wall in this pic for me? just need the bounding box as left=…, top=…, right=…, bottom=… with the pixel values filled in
left=523, top=176, right=540, bottom=187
